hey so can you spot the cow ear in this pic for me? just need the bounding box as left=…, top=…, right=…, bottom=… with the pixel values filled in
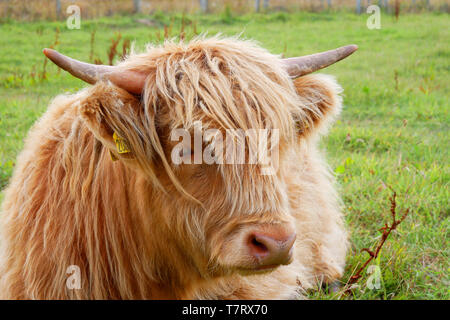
left=292, top=74, right=343, bottom=138
left=77, top=82, right=144, bottom=160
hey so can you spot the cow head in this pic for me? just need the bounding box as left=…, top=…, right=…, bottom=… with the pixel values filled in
left=44, top=37, right=356, bottom=278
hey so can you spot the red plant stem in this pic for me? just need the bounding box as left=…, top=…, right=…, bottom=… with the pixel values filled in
left=344, top=192, right=409, bottom=293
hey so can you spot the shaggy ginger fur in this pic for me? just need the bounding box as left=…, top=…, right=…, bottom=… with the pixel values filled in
left=0, top=37, right=347, bottom=299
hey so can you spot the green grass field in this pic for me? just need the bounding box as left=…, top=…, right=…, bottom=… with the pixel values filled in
left=0, top=11, right=448, bottom=299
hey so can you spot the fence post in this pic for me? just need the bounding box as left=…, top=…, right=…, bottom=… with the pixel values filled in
left=56, top=0, right=61, bottom=19
left=322, top=0, right=331, bottom=9
left=255, top=0, right=261, bottom=12
left=356, top=0, right=362, bottom=14
left=199, top=0, right=208, bottom=13
left=133, top=0, right=141, bottom=13
left=263, top=0, right=269, bottom=11
left=379, top=0, right=389, bottom=12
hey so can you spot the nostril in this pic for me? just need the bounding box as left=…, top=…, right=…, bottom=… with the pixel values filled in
left=248, top=234, right=269, bottom=256
left=246, top=231, right=296, bottom=267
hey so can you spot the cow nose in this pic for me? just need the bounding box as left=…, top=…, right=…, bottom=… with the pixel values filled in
left=247, top=230, right=296, bottom=268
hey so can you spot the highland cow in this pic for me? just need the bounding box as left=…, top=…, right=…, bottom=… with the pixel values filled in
left=0, top=37, right=357, bottom=299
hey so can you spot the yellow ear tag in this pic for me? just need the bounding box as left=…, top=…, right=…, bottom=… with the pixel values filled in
left=110, top=132, right=132, bottom=162
left=113, top=131, right=131, bottom=154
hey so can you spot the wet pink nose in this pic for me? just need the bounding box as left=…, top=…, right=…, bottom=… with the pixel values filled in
left=247, top=230, right=296, bottom=268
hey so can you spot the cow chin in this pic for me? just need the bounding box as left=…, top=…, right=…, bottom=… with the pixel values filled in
left=235, top=264, right=282, bottom=276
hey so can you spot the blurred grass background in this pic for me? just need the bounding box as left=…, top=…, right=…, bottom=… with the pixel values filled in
left=0, top=0, right=449, bottom=21
left=0, top=2, right=448, bottom=299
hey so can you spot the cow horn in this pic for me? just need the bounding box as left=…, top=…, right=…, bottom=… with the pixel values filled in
left=282, top=45, right=358, bottom=78
left=43, top=48, right=146, bottom=94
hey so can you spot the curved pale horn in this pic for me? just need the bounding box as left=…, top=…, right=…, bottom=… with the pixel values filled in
left=282, top=44, right=358, bottom=78
left=43, top=48, right=146, bottom=94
